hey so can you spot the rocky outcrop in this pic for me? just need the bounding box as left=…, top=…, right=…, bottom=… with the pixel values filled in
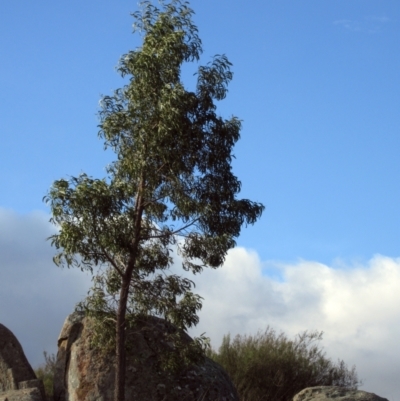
left=0, top=323, right=45, bottom=401
left=293, top=386, right=389, bottom=401
left=54, top=311, right=239, bottom=401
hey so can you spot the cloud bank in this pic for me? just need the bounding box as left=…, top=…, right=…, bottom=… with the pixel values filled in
left=1, top=208, right=399, bottom=400
left=188, top=250, right=400, bottom=400
left=0, top=208, right=93, bottom=366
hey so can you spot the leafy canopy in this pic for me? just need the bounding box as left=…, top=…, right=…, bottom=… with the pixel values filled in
left=44, top=0, right=264, bottom=361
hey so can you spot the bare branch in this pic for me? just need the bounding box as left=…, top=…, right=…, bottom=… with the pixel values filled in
left=103, top=249, right=125, bottom=277
left=91, top=216, right=125, bottom=277
left=142, top=193, right=167, bottom=208
left=145, top=218, right=199, bottom=239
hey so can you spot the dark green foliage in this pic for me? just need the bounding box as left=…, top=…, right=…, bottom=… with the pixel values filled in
left=43, top=1, right=264, bottom=399
left=34, top=351, right=56, bottom=401
left=207, top=327, right=361, bottom=401
left=44, top=0, right=263, bottom=333
left=77, top=268, right=210, bottom=373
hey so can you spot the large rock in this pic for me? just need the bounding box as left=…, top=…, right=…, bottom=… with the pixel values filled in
left=293, top=386, right=389, bottom=401
left=54, top=311, right=239, bottom=401
left=0, top=323, right=45, bottom=401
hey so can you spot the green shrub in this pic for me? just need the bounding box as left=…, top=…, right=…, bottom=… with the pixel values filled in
left=206, top=327, right=361, bottom=401
left=34, top=351, right=56, bottom=401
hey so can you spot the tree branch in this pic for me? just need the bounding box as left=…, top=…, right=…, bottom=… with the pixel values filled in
left=145, top=218, right=200, bottom=239
left=103, top=250, right=125, bottom=278
left=142, top=193, right=167, bottom=209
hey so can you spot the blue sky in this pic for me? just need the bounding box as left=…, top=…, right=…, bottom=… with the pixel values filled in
left=2, top=0, right=400, bottom=264
left=1, top=1, right=400, bottom=399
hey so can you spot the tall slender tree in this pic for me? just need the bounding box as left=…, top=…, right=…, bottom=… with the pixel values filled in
left=44, top=1, right=264, bottom=400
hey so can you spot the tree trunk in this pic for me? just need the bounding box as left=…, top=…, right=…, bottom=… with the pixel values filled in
left=115, top=177, right=144, bottom=401
left=114, top=274, right=131, bottom=401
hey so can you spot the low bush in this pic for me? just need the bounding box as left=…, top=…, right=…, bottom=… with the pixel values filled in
left=34, top=351, right=56, bottom=401
left=206, top=327, right=361, bottom=401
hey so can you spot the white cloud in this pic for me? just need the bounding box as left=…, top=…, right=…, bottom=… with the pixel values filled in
left=334, top=19, right=362, bottom=32
left=1, top=209, right=399, bottom=400
left=365, top=16, right=390, bottom=23
left=333, top=16, right=389, bottom=34
left=187, top=250, right=400, bottom=401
